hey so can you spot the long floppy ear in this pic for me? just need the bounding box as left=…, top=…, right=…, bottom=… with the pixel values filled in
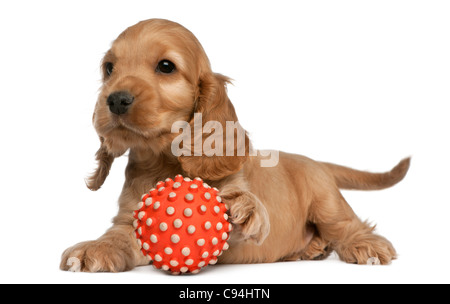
left=178, top=73, right=250, bottom=181
left=85, top=137, right=115, bottom=191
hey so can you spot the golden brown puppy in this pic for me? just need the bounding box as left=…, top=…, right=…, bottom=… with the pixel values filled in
left=60, top=19, right=410, bottom=272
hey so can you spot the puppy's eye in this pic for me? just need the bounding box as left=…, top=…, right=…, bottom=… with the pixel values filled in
left=105, top=62, right=114, bottom=76
left=156, top=60, right=176, bottom=74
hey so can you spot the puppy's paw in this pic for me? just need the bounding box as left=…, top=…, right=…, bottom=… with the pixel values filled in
left=227, top=194, right=270, bottom=245
left=337, top=234, right=396, bottom=265
left=60, top=240, right=136, bottom=272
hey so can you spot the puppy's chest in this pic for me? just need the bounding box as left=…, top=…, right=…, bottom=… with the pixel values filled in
left=125, top=166, right=181, bottom=195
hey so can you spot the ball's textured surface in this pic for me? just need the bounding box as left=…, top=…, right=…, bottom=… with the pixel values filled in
left=133, top=175, right=232, bottom=274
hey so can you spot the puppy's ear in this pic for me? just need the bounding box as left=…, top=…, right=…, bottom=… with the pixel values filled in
left=85, top=137, right=115, bottom=191
left=178, top=73, right=250, bottom=181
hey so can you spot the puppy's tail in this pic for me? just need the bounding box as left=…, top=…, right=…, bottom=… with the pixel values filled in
left=321, top=157, right=411, bottom=190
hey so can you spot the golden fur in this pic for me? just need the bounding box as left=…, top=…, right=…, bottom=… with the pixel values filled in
left=60, top=19, right=410, bottom=272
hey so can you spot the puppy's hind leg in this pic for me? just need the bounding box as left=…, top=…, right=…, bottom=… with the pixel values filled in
left=311, top=192, right=396, bottom=265
left=297, top=225, right=333, bottom=261
left=281, top=224, right=332, bottom=262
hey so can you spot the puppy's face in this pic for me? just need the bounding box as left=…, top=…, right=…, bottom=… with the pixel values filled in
left=93, top=19, right=209, bottom=155
left=88, top=19, right=249, bottom=188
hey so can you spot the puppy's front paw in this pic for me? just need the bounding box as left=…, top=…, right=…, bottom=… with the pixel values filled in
left=60, top=240, right=136, bottom=272
left=228, top=194, right=270, bottom=245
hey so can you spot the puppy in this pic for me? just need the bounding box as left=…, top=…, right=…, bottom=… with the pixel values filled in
left=60, top=19, right=410, bottom=272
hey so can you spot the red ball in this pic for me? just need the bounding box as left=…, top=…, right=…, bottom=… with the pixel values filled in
left=133, top=175, right=232, bottom=274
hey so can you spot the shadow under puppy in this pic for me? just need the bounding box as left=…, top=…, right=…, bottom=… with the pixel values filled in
left=60, top=19, right=410, bottom=272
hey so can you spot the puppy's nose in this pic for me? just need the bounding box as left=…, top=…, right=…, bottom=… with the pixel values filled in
left=107, top=91, right=134, bottom=115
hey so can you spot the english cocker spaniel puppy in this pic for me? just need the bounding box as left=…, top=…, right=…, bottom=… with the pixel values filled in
left=60, top=19, right=410, bottom=272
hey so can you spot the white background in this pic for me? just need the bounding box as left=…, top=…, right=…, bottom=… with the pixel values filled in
left=1, top=0, right=449, bottom=284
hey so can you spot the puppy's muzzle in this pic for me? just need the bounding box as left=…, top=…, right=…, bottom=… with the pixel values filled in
left=107, top=91, right=134, bottom=115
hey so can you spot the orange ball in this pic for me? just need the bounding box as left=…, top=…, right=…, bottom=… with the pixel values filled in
left=133, top=175, right=232, bottom=274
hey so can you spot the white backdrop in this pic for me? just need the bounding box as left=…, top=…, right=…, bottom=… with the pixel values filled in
left=1, top=0, right=449, bottom=283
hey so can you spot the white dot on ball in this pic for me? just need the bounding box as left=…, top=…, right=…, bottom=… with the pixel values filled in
left=184, top=208, right=193, bottom=217
left=155, top=254, right=162, bottom=262
left=173, top=219, right=183, bottom=228
left=223, top=242, right=229, bottom=250
left=222, top=232, right=228, bottom=240
left=173, top=182, right=181, bottom=189
left=133, top=219, right=138, bottom=228
left=212, top=237, right=218, bottom=245
left=171, top=234, right=180, bottom=244
left=161, top=264, right=169, bottom=271
left=216, top=196, right=222, bottom=203
left=198, top=261, right=205, bottom=267
left=197, top=239, right=205, bottom=246
left=137, top=201, right=144, bottom=209
left=138, top=211, right=146, bottom=220
left=216, top=222, right=223, bottom=230
left=209, top=258, right=217, bottom=265
left=184, top=177, right=191, bottom=182
left=153, top=201, right=160, bottom=210
left=158, top=186, right=165, bottom=192
left=164, top=247, right=173, bottom=255
left=187, top=225, right=196, bottom=234
left=143, top=242, right=150, bottom=250
left=200, top=205, right=207, bottom=213
left=137, top=227, right=142, bottom=235
left=185, top=193, right=194, bottom=201
left=150, top=234, right=158, bottom=243
left=166, top=206, right=175, bottom=215
left=214, top=206, right=220, bottom=213
left=159, top=222, right=168, bottom=231
left=204, top=192, right=211, bottom=200
left=203, top=183, right=210, bottom=189
left=190, top=184, right=198, bottom=189
left=191, top=269, right=200, bottom=274
left=204, top=221, right=211, bottom=230
left=180, top=267, right=188, bottom=273
left=145, top=197, right=152, bottom=206
left=223, top=214, right=228, bottom=220
left=182, top=247, right=190, bottom=256
left=213, top=250, right=220, bottom=256
left=202, top=251, right=209, bottom=258
left=185, top=259, right=194, bottom=265
left=146, top=218, right=153, bottom=226
left=168, top=192, right=176, bottom=199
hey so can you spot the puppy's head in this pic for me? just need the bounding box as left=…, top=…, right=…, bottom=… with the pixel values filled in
left=87, top=19, right=249, bottom=190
